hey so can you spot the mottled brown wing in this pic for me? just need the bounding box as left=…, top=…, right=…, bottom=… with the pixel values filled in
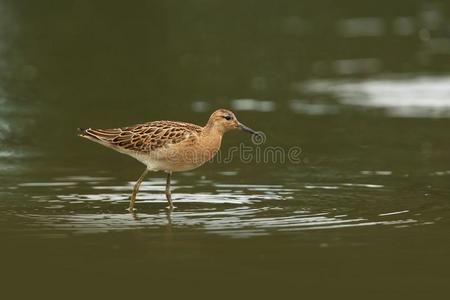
left=79, top=121, right=202, bottom=152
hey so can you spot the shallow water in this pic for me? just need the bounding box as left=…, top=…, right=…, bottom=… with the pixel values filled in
left=1, top=1, right=450, bottom=298
left=5, top=174, right=436, bottom=237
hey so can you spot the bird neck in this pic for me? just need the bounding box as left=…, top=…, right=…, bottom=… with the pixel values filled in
left=200, top=123, right=223, bottom=156
left=203, top=125, right=225, bottom=138
left=203, top=120, right=225, bottom=137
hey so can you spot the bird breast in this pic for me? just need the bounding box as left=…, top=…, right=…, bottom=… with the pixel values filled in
left=136, top=132, right=222, bottom=172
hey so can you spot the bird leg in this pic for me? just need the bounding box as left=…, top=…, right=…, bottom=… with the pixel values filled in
left=127, top=168, right=149, bottom=212
left=165, top=171, right=175, bottom=209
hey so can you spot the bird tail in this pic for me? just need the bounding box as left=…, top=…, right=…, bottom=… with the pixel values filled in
left=77, top=127, right=98, bottom=140
left=77, top=127, right=125, bottom=148
left=77, top=127, right=109, bottom=145
left=77, top=127, right=87, bottom=136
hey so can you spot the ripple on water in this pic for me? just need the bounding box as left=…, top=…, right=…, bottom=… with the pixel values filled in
left=11, top=176, right=429, bottom=238
left=21, top=206, right=418, bottom=238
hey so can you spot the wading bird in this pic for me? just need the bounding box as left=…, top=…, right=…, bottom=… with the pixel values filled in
left=78, top=109, right=261, bottom=211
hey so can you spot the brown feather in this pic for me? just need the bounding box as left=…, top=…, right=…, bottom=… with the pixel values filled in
left=81, top=121, right=202, bottom=153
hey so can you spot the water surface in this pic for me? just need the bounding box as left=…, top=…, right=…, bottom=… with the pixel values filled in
left=1, top=1, right=450, bottom=298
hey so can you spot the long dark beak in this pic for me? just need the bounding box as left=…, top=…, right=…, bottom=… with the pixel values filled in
left=237, top=122, right=260, bottom=137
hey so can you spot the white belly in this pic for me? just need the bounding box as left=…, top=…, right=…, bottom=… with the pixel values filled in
left=130, top=152, right=205, bottom=172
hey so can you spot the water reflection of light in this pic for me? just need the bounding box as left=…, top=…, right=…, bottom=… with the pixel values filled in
left=0, top=1, right=37, bottom=174
left=336, top=18, right=386, bottom=37
left=22, top=207, right=418, bottom=238
left=361, top=171, right=392, bottom=176
left=13, top=177, right=427, bottom=238
left=192, top=99, right=276, bottom=113
left=332, top=58, right=382, bottom=75
left=301, top=76, right=450, bottom=118
left=312, top=58, right=383, bottom=76
left=290, top=100, right=339, bottom=115
left=191, top=101, right=210, bottom=112
left=393, top=17, right=415, bottom=36
left=430, top=170, right=450, bottom=176
left=231, top=99, right=275, bottom=112
left=379, top=210, right=409, bottom=217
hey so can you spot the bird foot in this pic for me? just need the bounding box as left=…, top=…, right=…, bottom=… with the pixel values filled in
left=165, top=205, right=177, bottom=210
left=126, top=207, right=137, bottom=212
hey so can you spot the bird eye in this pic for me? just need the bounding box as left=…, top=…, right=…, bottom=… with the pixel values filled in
left=223, top=115, right=232, bottom=121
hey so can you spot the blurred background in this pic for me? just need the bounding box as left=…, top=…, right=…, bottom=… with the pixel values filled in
left=1, top=0, right=449, bottom=298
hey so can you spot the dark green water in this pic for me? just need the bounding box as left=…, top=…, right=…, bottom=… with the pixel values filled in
left=1, top=1, right=450, bottom=298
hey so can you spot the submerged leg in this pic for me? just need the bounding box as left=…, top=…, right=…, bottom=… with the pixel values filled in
left=165, top=171, right=175, bottom=209
left=127, top=168, right=149, bottom=212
